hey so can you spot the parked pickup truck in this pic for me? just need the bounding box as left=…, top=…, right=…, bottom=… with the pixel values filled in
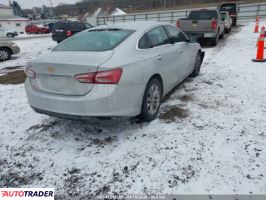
left=220, top=11, right=232, bottom=33
left=177, top=9, right=225, bottom=46
left=218, top=2, right=238, bottom=26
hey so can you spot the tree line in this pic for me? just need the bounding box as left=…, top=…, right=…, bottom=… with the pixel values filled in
left=53, top=0, right=244, bottom=16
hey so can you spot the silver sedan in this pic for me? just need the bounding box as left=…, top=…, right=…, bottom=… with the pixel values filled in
left=0, top=41, right=20, bottom=61
left=25, top=21, right=204, bottom=121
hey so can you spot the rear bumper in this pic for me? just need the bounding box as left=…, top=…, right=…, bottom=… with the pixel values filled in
left=25, top=78, right=143, bottom=117
left=52, top=35, right=67, bottom=42
left=186, top=32, right=217, bottom=41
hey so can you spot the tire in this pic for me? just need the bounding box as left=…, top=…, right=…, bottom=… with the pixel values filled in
left=190, top=52, right=202, bottom=77
left=0, top=48, right=11, bottom=61
left=139, top=78, right=162, bottom=122
left=211, top=34, right=219, bottom=46
left=219, top=32, right=224, bottom=39
left=232, top=18, right=237, bottom=27
left=7, top=33, right=13, bottom=38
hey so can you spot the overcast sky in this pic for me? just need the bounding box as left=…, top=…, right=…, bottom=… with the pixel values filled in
left=0, top=0, right=80, bottom=8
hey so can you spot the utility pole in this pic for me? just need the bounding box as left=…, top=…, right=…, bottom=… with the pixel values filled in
left=48, top=0, right=54, bottom=17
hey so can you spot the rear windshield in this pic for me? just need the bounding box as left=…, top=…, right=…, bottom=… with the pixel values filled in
left=188, top=10, right=218, bottom=20
left=53, top=29, right=134, bottom=52
left=221, top=4, right=236, bottom=11
left=221, top=13, right=228, bottom=19
left=53, top=22, right=69, bottom=30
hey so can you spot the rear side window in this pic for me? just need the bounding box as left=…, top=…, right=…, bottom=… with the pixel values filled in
left=188, top=10, right=218, bottom=20
left=146, top=26, right=168, bottom=48
left=138, top=35, right=149, bottom=49
left=85, top=23, right=93, bottom=29
left=70, top=23, right=84, bottom=29
left=164, top=25, right=187, bottom=43
left=53, top=29, right=134, bottom=52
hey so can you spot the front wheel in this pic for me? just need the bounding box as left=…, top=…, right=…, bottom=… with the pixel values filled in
left=190, top=52, right=203, bottom=77
left=139, top=78, right=162, bottom=122
left=7, top=33, right=13, bottom=38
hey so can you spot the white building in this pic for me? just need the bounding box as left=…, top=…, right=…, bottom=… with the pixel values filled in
left=0, top=3, right=29, bottom=33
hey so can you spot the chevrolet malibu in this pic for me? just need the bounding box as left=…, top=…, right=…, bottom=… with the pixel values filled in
left=25, top=21, right=204, bottom=121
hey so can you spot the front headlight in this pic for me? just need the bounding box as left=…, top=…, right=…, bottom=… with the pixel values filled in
left=11, top=44, right=17, bottom=48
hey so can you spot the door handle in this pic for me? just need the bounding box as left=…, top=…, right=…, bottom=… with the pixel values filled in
left=178, top=49, right=183, bottom=53
left=155, top=55, right=162, bottom=60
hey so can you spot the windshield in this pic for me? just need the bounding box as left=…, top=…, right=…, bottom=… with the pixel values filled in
left=221, top=4, right=236, bottom=11
left=53, top=29, right=134, bottom=52
left=188, top=10, right=218, bottom=20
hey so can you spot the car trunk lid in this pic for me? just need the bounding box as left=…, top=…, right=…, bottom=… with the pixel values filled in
left=29, top=51, right=113, bottom=96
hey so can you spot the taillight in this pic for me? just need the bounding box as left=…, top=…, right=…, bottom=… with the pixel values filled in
left=212, top=18, right=217, bottom=31
left=74, top=72, right=95, bottom=83
left=66, top=31, right=72, bottom=36
left=176, top=20, right=180, bottom=28
left=25, top=67, right=36, bottom=78
left=75, top=68, right=122, bottom=84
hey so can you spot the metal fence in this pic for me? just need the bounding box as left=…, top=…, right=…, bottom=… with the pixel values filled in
left=96, top=2, right=266, bottom=26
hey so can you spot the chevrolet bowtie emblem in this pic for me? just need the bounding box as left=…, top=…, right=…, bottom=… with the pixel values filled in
left=48, top=66, right=56, bottom=73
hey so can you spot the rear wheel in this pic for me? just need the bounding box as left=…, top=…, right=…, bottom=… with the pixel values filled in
left=219, top=32, right=224, bottom=39
left=232, top=18, right=237, bottom=26
left=139, top=78, right=162, bottom=122
left=190, top=52, right=202, bottom=77
left=211, top=34, right=219, bottom=46
left=0, top=48, right=11, bottom=61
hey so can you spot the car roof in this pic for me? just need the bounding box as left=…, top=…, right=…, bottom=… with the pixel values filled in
left=55, top=21, right=84, bottom=24
left=91, top=21, right=172, bottom=32
left=221, top=2, right=237, bottom=5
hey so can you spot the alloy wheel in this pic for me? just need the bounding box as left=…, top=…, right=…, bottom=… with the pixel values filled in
left=147, top=84, right=161, bottom=115
left=0, top=50, right=9, bottom=61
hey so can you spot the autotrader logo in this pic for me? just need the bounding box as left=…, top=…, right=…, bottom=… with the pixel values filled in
left=0, top=188, right=54, bottom=200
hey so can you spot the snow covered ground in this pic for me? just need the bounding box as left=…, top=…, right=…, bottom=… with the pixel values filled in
left=0, top=37, right=55, bottom=70
left=0, top=21, right=266, bottom=198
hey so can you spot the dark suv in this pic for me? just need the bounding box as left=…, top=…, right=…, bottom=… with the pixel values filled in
left=52, top=21, right=93, bottom=43
left=218, top=2, right=238, bottom=26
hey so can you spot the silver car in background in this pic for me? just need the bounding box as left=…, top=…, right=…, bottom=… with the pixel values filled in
left=0, top=41, right=20, bottom=61
left=25, top=21, right=204, bottom=121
